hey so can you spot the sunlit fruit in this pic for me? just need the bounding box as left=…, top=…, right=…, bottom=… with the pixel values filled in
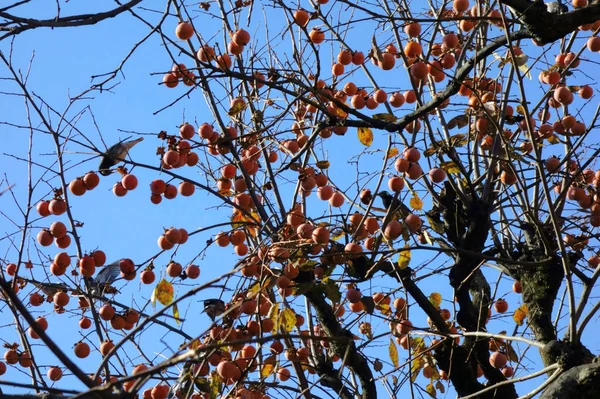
left=79, top=317, right=92, bottom=329
left=99, top=304, right=116, bottom=321
left=176, top=22, right=194, bottom=40
left=36, top=200, right=51, bottom=217
left=404, top=41, right=422, bottom=57
left=494, top=298, right=508, bottom=313
left=167, top=262, right=182, bottom=278
left=384, top=220, right=403, bottom=240
left=74, top=341, right=90, bottom=358
left=309, top=28, right=325, bottom=44
left=141, top=269, right=156, bottom=284
left=405, top=214, right=422, bottom=233
left=49, top=221, right=67, bottom=239
left=48, top=199, right=66, bottom=215
left=489, top=351, right=507, bottom=368
left=121, top=174, right=138, bottom=190
left=293, top=9, right=310, bottom=26
left=47, top=366, right=63, bottom=381
left=429, top=167, right=447, bottom=183
left=4, top=349, right=18, bottom=365
left=69, top=178, right=87, bottom=196
left=513, top=281, right=523, bottom=293
left=388, top=176, right=405, bottom=192
left=186, top=264, right=200, bottom=279
left=329, top=191, right=344, bottom=207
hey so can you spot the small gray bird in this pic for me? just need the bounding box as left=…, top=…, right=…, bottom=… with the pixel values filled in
left=98, top=137, right=144, bottom=176
left=546, top=1, right=568, bottom=14
left=33, top=281, right=70, bottom=297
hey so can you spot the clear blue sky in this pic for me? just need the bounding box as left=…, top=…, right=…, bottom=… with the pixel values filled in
left=1, top=1, right=599, bottom=398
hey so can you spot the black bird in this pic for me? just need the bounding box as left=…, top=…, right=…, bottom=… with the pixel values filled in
left=376, top=190, right=410, bottom=217
left=98, top=137, right=144, bottom=176
left=203, top=299, right=225, bottom=321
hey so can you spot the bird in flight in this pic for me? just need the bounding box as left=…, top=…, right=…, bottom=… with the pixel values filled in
left=98, top=137, right=144, bottom=176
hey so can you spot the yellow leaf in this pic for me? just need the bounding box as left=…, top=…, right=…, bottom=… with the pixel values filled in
left=411, top=358, right=422, bottom=382
left=516, top=105, right=526, bottom=115
left=330, top=227, right=344, bottom=241
left=547, top=134, right=560, bottom=144
left=409, top=194, right=423, bottom=210
left=154, top=279, right=174, bottom=306
left=173, top=303, right=181, bottom=325
left=334, top=107, right=348, bottom=118
left=280, top=308, right=296, bottom=332
left=425, top=214, right=445, bottom=234
left=389, top=338, right=399, bottom=368
left=398, top=246, right=411, bottom=269
left=316, top=160, right=330, bottom=169
left=385, top=147, right=399, bottom=159
left=373, top=113, right=398, bottom=122
left=269, top=302, right=280, bottom=333
left=513, top=304, right=528, bottom=326
left=429, top=292, right=442, bottom=309
left=426, top=383, right=437, bottom=398
left=231, top=210, right=259, bottom=237
left=248, top=281, right=261, bottom=296
left=228, top=100, right=247, bottom=117
left=378, top=303, right=392, bottom=316
left=358, top=127, right=373, bottom=147
left=210, top=371, right=221, bottom=398
left=261, top=356, right=276, bottom=378
left=440, top=161, right=460, bottom=175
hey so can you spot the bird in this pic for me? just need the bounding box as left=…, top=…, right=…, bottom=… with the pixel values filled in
left=33, top=281, right=70, bottom=298
left=376, top=191, right=410, bottom=217
left=73, top=262, right=121, bottom=304
left=88, top=261, right=121, bottom=296
left=545, top=1, right=568, bottom=14
left=98, top=137, right=144, bottom=176
left=203, top=299, right=225, bottom=321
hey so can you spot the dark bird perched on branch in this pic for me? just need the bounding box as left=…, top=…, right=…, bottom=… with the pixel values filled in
left=376, top=190, right=411, bottom=218
left=203, top=299, right=226, bottom=321
left=98, top=137, right=144, bottom=176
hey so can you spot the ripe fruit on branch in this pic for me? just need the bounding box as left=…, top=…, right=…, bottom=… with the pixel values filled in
left=74, top=341, right=90, bottom=358
left=69, top=178, right=87, bottom=196
left=494, top=298, right=508, bottom=313
left=175, top=22, right=194, bottom=40
left=309, top=28, right=325, bottom=44
left=121, top=174, right=138, bottom=190
left=232, top=29, right=251, bottom=46
left=293, top=9, right=310, bottom=27
left=489, top=351, right=508, bottom=368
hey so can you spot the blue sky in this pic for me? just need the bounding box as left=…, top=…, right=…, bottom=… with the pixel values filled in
left=1, top=1, right=600, bottom=398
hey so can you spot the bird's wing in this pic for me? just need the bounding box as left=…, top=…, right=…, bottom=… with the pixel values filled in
left=95, top=261, right=121, bottom=285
